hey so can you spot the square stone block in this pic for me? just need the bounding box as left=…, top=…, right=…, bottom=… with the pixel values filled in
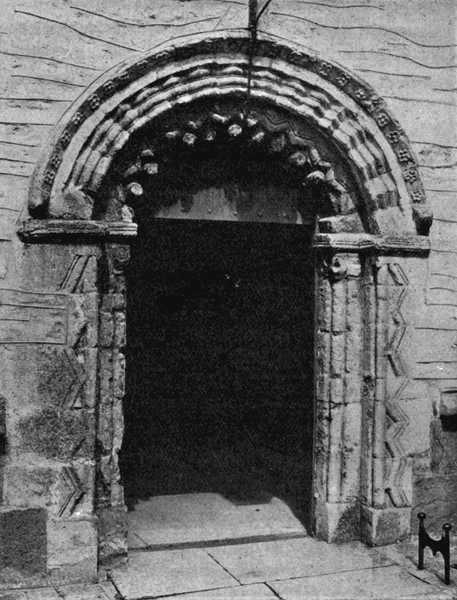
left=361, top=505, right=411, bottom=546
left=0, top=507, right=47, bottom=577
left=47, top=518, right=97, bottom=585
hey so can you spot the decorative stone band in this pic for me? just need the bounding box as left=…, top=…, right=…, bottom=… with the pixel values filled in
left=18, top=220, right=430, bottom=257
left=314, top=233, right=430, bottom=255
left=18, top=219, right=137, bottom=243
left=28, top=32, right=432, bottom=237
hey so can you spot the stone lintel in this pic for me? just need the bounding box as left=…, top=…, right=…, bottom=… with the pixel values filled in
left=361, top=505, right=411, bottom=546
left=313, top=233, right=430, bottom=255
left=18, top=220, right=138, bottom=243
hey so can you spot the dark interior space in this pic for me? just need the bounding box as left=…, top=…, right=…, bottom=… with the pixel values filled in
left=120, top=217, right=315, bottom=535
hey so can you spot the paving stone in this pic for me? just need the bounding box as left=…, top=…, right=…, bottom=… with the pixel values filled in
left=164, top=583, right=278, bottom=599
left=110, top=549, right=238, bottom=599
left=126, top=531, right=147, bottom=550
left=208, top=538, right=388, bottom=584
left=268, top=565, right=454, bottom=600
left=54, top=584, right=113, bottom=600
left=0, top=591, right=28, bottom=600
left=24, top=589, right=60, bottom=600
left=97, top=582, right=119, bottom=600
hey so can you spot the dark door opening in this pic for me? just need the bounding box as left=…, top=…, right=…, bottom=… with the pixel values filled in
left=120, top=218, right=315, bottom=548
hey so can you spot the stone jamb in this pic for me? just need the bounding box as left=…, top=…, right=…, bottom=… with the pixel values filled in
left=18, top=220, right=429, bottom=552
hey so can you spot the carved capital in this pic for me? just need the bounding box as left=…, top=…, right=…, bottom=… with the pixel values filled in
left=320, top=253, right=361, bottom=282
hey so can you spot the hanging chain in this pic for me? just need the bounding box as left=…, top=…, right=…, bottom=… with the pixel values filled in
left=245, top=0, right=274, bottom=114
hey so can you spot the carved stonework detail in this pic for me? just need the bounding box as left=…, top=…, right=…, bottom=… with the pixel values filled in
left=57, top=466, right=84, bottom=518
left=0, top=289, right=67, bottom=345
left=115, top=105, right=350, bottom=225
left=314, top=251, right=363, bottom=539
left=378, top=261, right=412, bottom=508
left=321, top=255, right=348, bottom=282
left=28, top=34, right=431, bottom=236
left=95, top=244, right=129, bottom=561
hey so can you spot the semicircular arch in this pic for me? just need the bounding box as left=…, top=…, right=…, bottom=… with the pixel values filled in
left=28, top=32, right=432, bottom=236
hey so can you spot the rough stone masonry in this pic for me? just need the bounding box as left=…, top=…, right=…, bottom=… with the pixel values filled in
left=0, top=0, right=456, bottom=589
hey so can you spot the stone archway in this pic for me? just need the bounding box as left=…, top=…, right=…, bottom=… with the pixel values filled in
left=21, top=32, right=432, bottom=574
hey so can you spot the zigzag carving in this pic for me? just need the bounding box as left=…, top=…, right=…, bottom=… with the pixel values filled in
left=61, top=348, right=86, bottom=410
left=59, top=255, right=91, bottom=293
left=57, top=466, right=84, bottom=517
left=385, top=378, right=409, bottom=459
left=383, top=262, right=411, bottom=507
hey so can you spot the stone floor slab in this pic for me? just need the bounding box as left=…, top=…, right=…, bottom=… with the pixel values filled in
left=23, top=590, right=60, bottom=600
left=128, top=494, right=305, bottom=548
left=269, top=564, right=455, bottom=600
left=163, top=582, right=278, bottom=599
left=208, top=538, right=388, bottom=584
left=110, top=548, right=238, bottom=599
left=54, top=584, right=113, bottom=600
left=0, top=591, right=28, bottom=600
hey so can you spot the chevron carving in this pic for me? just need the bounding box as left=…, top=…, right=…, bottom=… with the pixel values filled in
left=57, top=466, right=84, bottom=517
left=383, top=262, right=411, bottom=508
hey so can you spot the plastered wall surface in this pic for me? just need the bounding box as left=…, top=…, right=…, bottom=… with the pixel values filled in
left=0, top=0, right=456, bottom=585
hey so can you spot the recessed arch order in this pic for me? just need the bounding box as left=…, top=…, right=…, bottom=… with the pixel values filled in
left=29, top=31, right=432, bottom=237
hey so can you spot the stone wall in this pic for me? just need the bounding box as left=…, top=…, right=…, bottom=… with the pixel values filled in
left=0, top=0, right=456, bottom=585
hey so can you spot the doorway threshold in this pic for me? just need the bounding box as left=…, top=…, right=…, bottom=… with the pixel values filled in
left=127, top=493, right=307, bottom=552
left=129, top=531, right=308, bottom=553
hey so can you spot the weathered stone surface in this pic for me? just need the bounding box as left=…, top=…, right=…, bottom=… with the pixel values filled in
left=47, top=519, right=97, bottom=585
left=0, top=0, right=456, bottom=586
left=361, top=506, right=411, bottom=546
left=4, top=464, right=58, bottom=510
left=0, top=508, right=47, bottom=578
left=17, top=408, right=92, bottom=461
left=97, top=506, right=128, bottom=567
left=412, top=474, right=457, bottom=536
left=111, top=548, right=237, bottom=599
left=270, top=564, right=450, bottom=600
left=208, top=537, right=381, bottom=585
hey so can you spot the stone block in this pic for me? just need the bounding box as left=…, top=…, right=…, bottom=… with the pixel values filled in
left=0, top=508, right=47, bottom=578
left=99, top=312, right=114, bottom=348
left=17, top=407, right=93, bottom=462
left=47, top=518, right=97, bottom=585
left=361, top=505, right=411, bottom=546
left=4, top=463, right=58, bottom=509
left=314, top=500, right=360, bottom=542
left=412, top=474, right=457, bottom=536
left=67, top=293, right=98, bottom=350
left=97, top=506, right=128, bottom=567
left=440, top=389, right=457, bottom=416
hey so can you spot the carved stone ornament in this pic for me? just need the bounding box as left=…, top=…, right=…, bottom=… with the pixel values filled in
left=321, top=255, right=349, bottom=282
left=28, top=33, right=432, bottom=237
left=109, top=104, right=353, bottom=226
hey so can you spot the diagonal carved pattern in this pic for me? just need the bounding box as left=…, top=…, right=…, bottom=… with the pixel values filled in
left=59, top=254, right=91, bottom=293
left=57, top=466, right=84, bottom=517
left=384, top=262, right=411, bottom=507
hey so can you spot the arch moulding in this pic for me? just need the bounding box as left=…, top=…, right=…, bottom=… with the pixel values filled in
left=27, top=31, right=432, bottom=237
left=19, top=32, right=433, bottom=572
